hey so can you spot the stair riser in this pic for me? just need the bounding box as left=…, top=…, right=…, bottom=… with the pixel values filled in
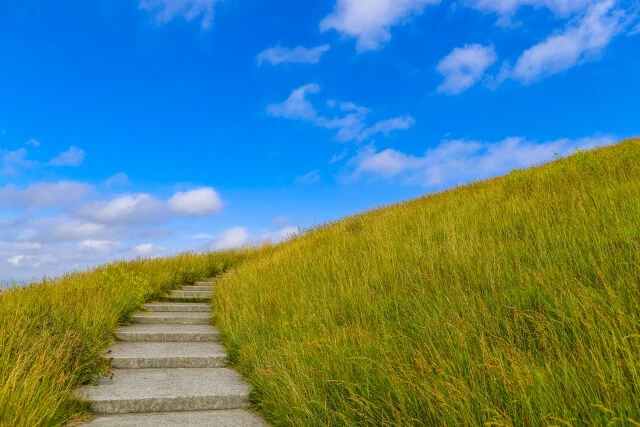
left=143, top=304, right=210, bottom=312
left=115, top=333, right=220, bottom=342
left=91, top=396, right=250, bottom=415
left=132, top=317, right=210, bottom=325
left=111, top=357, right=226, bottom=369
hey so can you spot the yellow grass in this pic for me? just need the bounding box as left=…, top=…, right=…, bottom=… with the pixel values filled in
left=213, top=138, right=640, bottom=425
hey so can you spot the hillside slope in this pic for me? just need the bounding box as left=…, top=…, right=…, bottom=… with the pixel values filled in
left=214, top=138, right=640, bottom=425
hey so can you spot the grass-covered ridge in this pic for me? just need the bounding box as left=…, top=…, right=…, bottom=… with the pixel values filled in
left=213, top=139, right=640, bottom=425
left=0, top=251, right=252, bottom=426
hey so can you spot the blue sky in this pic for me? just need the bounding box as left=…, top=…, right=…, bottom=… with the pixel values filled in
left=1, top=0, right=638, bottom=281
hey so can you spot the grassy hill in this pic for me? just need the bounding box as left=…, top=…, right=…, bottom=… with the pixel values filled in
left=1, top=138, right=639, bottom=425
left=212, top=138, right=640, bottom=425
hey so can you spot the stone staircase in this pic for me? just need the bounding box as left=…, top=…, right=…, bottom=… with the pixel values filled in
left=76, top=278, right=265, bottom=426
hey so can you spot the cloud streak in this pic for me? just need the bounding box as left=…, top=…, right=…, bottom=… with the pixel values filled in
left=267, top=84, right=415, bottom=143
left=257, top=45, right=331, bottom=66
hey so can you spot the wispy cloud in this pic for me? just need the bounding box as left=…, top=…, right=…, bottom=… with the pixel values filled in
left=512, top=0, right=624, bottom=83
left=295, top=170, right=321, bottom=184
left=437, top=44, right=498, bottom=94
left=465, top=0, right=591, bottom=23
left=0, top=148, right=36, bottom=175
left=48, top=146, right=85, bottom=167
left=267, top=84, right=415, bottom=143
left=139, top=0, right=220, bottom=30
left=320, top=0, right=439, bottom=52
left=0, top=181, right=93, bottom=209
left=257, top=45, right=331, bottom=66
left=105, top=172, right=131, bottom=187
left=351, top=134, right=616, bottom=186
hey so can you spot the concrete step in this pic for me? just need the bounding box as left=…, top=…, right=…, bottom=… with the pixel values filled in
left=109, top=342, right=227, bottom=369
left=87, top=409, right=266, bottom=426
left=76, top=368, right=251, bottom=415
left=143, top=303, right=210, bottom=312
left=132, top=312, right=211, bottom=325
left=115, top=324, right=220, bottom=342
left=167, top=290, right=212, bottom=300
left=180, top=285, right=212, bottom=292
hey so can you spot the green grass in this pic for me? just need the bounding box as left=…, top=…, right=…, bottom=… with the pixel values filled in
left=2, top=138, right=639, bottom=426
left=212, top=138, right=640, bottom=425
left=0, top=251, right=252, bottom=426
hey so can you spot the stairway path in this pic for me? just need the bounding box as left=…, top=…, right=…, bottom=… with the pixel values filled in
left=76, top=279, right=265, bottom=426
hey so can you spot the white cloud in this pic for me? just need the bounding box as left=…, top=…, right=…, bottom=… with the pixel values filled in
left=320, top=0, right=439, bottom=52
left=139, top=0, right=219, bottom=30
left=0, top=148, right=36, bottom=175
left=135, top=243, right=156, bottom=256
left=352, top=134, right=615, bottom=186
left=48, top=146, right=86, bottom=167
left=266, top=84, right=321, bottom=120
left=27, top=138, right=40, bottom=147
left=357, top=116, right=416, bottom=141
left=77, top=194, right=165, bottom=224
left=267, top=84, right=415, bottom=142
left=512, top=0, right=623, bottom=83
left=78, top=239, right=119, bottom=252
left=257, top=45, right=331, bottom=66
left=261, top=226, right=299, bottom=244
left=211, top=227, right=249, bottom=250
left=8, top=255, right=25, bottom=267
left=168, top=187, right=223, bottom=216
left=0, top=181, right=93, bottom=209
left=437, top=44, right=498, bottom=94
left=295, top=170, right=321, bottom=184
left=105, top=172, right=131, bottom=187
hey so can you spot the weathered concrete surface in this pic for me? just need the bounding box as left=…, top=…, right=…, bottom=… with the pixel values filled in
left=109, top=342, right=227, bottom=369
left=132, top=311, right=211, bottom=325
left=181, top=285, right=213, bottom=292
left=115, top=324, right=220, bottom=342
left=87, top=409, right=266, bottom=426
left=76, top=368, right=250, bottom=414
left=167, top=290, right=212, bottom=300
left=143, top=303, right=211, bottom=312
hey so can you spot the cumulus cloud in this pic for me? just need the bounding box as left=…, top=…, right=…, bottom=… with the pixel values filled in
left=41, top=220, right=110, bottom=242
left=261, top=226, right=299, bottom=243
left=352, top=134, right=616, bottom=186
left=211, top=227, right=250, bottom=250
left=76, top=187, right=222, bottom=224
left=257, top=45, right=331, bottom=66
left=139, top=0, right=220, bottom=29
left=77, top=194, right=165, bottom=224
left=78, top=239, right=119, bottom=252
left=168, top=188, right=223, bottom=216
left=512, top=0, right=624, bottom=83
left=267, top=84, right=415, bottom=142
left=135, top=243, right=157, bottom=256
left=437, top=44, right=498, bottom=94
left=320, top=0, right=439, bottom=52
left=0, top=181, right=93, bottom=209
